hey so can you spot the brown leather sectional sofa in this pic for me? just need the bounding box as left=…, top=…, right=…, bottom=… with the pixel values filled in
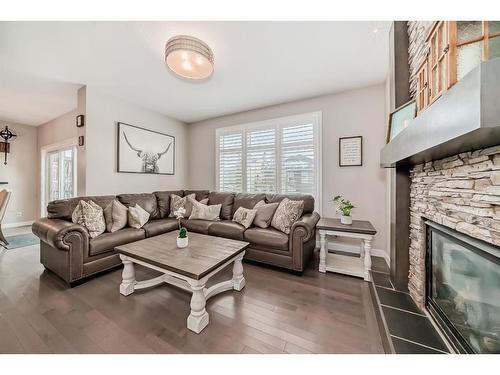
left=32, top=190, right=320, bottom=285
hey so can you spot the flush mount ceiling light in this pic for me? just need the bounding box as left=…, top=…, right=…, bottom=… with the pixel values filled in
left=165, top=35, right=214, bottom=80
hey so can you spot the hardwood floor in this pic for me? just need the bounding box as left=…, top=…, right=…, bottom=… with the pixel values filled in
left=0, top=226, right=384, bottom=354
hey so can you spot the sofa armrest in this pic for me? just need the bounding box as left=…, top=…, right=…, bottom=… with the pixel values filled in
left=32, top=218, right=89, bottom=251
left=291, top=212, right=320, bottom=242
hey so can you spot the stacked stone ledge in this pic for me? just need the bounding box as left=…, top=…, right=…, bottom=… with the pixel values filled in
left=408, top=145, right=500, bottom=308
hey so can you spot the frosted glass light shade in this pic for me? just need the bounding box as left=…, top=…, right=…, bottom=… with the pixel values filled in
left=165, top=35, right=214, bottom=80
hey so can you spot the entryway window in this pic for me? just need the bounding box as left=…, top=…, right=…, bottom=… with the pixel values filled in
left=47, top=147, right=76, bottom=202
left=216, top=111, right=321, bottom=201
left=41, top=140, right=78, bottom=215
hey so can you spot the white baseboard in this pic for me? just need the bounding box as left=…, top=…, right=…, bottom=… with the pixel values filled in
left=3, top=220, right=34, bottom=229
left=327, top=239, right=390, bottom=267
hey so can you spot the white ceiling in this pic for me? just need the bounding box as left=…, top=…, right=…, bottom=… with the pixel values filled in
left=0, top=21, right=390, bottom=125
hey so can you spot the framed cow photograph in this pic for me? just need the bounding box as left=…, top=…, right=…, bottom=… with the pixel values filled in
left=117, top=122, right=175, bottom=175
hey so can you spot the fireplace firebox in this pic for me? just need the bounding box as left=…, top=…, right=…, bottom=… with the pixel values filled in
left=426, top=221, right=500, bottom=354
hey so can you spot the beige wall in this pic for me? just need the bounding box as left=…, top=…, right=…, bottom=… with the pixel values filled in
left=0, top=121, right=37, bottom=225
left=187, top=84, right=388, bottom=253
left=85, top=87, right=188, bottom=195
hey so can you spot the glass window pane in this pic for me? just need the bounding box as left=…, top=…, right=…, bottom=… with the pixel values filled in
left=489, top=21, right=500, bottom=34
left=457, top=41, right=482, bottom=80
left=218, top=133, right=243, bottom=192
left=489, top=36, right=500, bottom=60
left=281, top=124, right=315, bottom=195
left=457, top=21, right=483, bottom=44
left=62, top=149, right=74, bottom=199
left=246, top=128, right=276, bottom=192
left=48, top=152, right=60, bottom=202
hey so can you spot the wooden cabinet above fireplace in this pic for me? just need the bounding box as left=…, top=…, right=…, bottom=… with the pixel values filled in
left=416, top=21, right=500, bottom=115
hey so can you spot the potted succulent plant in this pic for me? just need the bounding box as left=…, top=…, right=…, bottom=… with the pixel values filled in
left=173, top=207, right=188, bottom=248
left=331, top=195, right=355, bottom=225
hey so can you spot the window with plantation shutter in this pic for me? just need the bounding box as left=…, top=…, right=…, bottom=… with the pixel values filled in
left=216, top=111, right=321, bottom=206
left=246, top=127, right=276, bottom=192
left=280, top=123, right=315, bottom=196
left=217, top=132, right=243, bottom=192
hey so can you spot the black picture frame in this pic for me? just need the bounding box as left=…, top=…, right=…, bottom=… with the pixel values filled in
left=116, top=122, right=175, bottom=175
left=76, top=114, right=85, bottom=127
left=339, top=136, right=363, bottom=167
left=386, top=100, right=416, bottom=144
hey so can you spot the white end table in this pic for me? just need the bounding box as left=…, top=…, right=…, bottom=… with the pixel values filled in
left=316, top=218, right=377, bottom=281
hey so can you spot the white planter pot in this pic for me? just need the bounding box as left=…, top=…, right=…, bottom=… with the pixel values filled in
left=177, top=236, right=188, bottom=248
left=340, top=215, right=352, bottom=225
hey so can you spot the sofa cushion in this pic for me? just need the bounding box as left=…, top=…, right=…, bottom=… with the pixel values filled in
left=184, top=190, right=210, bottom=201
left=232, top=193, right=266, bottom=215
left=208, top=192, right=235, bottom=220
left=208, top=220, right=245, bottom=240
left=265, top=193, right=314, bottom=214
left=117, top=193, right=161, bottom=220
left=89, top=228, right=145, bottom=257
left=181, top=219, right=215, bottom=234
left=48, top=195, right=115, bottom=221
left=143, top=218, right=179, bottom=237
left=244, top=227, right=289, bottom=251
left=154, top=190, right=184, bottom=218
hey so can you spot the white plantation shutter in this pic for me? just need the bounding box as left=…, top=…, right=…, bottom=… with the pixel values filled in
left=246, top=127, right=276, bottom=192
left=218, top=132, right=243, bottom=192
left=280, top=123, right=315, bottom=195
left=216, top=112, right=321, bottom=206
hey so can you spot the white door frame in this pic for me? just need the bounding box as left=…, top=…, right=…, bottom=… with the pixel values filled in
left=40, top=138, right=78, bottom=217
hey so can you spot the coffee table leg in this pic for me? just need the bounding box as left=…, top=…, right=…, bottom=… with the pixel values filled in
left=187, top=281, right=209, bottom=334
left=119, top=255, right=136, bottom=296
left=232, top=253, right=246, bottom=291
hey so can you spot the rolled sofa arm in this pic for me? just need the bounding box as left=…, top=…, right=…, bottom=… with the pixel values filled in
left=291, top=212, right=320, bottom=242
left=32, top=218, right=89, bottom=251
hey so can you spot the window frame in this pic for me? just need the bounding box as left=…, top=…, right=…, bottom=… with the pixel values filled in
left=215, top=111, right=322, bottom=212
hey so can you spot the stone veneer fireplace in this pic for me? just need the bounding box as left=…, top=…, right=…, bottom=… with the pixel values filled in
left=408, top=145, right=500, bottom=353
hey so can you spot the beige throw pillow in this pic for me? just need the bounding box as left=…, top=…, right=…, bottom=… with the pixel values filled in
left=128, top=204, right=150, bottom=229
left=233, top=206, right=257, bottom=229
left=188, top=197, right=221, bottom=221
left=169, top=194, right=196, bottom=218
left=71, top=200, right=106, bottom=238
left=103, top=199, right=128, bottom=232
left=270, top=198, right=304, bottom=234
left=252, top=200, right=279, bottom=228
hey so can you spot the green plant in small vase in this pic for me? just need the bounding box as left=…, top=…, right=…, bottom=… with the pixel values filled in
left=331, top=195, right=355, bottom=225
left=173, top=207, right=189, bottom=248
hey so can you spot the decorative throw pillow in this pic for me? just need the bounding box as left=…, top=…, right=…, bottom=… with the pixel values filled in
left=270, top=198, right=304, bottom=234
left=80, top=200, right=106, bottom=238
left=103, top=202, right=113, bottom=232
left=103, top=199, right=128, bottom=232
left=72, top=202, right=83, bottom=225
left=72, top=200, right=106, bottom=238
left=169, top=193, right=196, bottom=218
left=188, top=197, right=221, bottom=221
left=252, top=200, right=279, bottom=229
left=233, top=206, right=257, bottom=229
left=128, top=204, right=150, bottom=229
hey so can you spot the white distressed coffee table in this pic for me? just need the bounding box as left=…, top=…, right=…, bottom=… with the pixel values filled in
left=115, top=231, right=249, bottom=334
